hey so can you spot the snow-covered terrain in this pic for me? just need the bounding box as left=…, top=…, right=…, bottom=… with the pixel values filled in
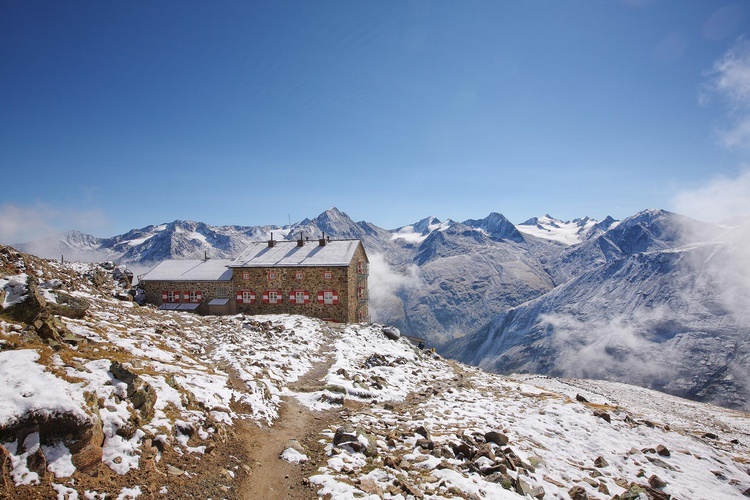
left=516, top=214, right=607, bottom=245
left=12, top=207, right=750, bottom=415
left=1, top=245, right=749, bottom=498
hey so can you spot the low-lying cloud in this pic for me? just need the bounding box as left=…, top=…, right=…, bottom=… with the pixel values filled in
left=0, top=202, right=110, bottom=245
left=367, top=253, right=421, bottom=322
left=671, top=169, right=750, bottom=223
left=542, top=310, right=678, bottom=386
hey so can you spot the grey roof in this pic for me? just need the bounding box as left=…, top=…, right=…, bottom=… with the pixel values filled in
left=140, top=259, right=233, bottom=282
left=229, top=240, right=362, bottom=268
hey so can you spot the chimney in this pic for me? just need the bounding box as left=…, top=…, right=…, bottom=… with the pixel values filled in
left=318, top=231, right=327, bottom=246
left=268, top=232, right=275, bottom=247
left=297, top=231, right=304, bottom=247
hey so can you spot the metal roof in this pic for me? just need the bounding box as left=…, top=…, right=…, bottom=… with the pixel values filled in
left=140, top=259, right=233, bottom=282
left=229, top=240, right=362, bottom=268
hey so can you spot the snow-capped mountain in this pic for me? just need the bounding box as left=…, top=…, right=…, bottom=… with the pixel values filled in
left=2, top=248, right=748, bottom=498
left=516, top=214, right=618, bottom=245
left=444, top=210, right=750, bottom=411
left=12, top=207, right=750, bottom=412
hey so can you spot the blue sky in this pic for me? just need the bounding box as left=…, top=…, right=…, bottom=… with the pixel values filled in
left=2, top=0, right=750, bottom=241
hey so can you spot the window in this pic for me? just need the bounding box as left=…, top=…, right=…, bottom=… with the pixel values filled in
left=295, top=271, right=304, bottom=280
left=242, top=272, right=250, bottom=280
left=357, top=260, right=365, bottom=274
left=163, top=290, right=180, bottom=303
left=267, top=271, right=278, bottom=281
left=217, top=285, right=230, bottom=298
left=317, top=290, right=338, bottom=305
left=189, top=290, right=202, bottom=303
left=236, top=290, right=255, bottom=304
left=263, top=290, right=281, bottom=304
left=290, top=289, right=309, bottom=304
left=323, top=271, right=332, bottom=280
left=357, top=286, right=365, bottom=299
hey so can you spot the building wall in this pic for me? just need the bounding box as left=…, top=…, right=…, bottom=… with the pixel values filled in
left=231, top=264, right=350, bottom=322
left=231, top=241, right=369, bottom=323
left=142, top=241, right=370, bottom=324
left=141, top=280, right=232, bottom=314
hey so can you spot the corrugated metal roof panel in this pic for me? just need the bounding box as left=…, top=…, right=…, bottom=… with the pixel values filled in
left=141, top=259, right=233, bottom=282
left=229, top=240, right=360, bottom=268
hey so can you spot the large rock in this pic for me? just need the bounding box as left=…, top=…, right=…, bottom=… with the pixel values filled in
left=47, top=292, right=89, bottom=320
left=110, top=361, right=157, bottom=423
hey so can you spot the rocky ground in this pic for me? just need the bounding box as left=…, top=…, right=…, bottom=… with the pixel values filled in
left=1, top=243, right=749, bottom=499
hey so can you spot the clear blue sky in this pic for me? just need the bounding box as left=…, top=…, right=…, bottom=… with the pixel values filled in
left=2, top=0, right=749, bottom=241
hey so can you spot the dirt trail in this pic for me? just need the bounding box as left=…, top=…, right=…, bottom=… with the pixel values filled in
left=237, top=352, right=339, bottom=499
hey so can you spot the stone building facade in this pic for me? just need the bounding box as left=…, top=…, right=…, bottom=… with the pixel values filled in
left=229, top=239, right=369, bottom=323
left=139, top=259, right=234, bottom=315
left=139, top=238, right=369, bottom=323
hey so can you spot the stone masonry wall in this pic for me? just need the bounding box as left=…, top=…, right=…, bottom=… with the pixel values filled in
left=142, top=280, right=233, bottom=314
left=232, top=264, right=351, bottom=322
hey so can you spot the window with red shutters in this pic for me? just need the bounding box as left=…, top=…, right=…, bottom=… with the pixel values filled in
left=317, top=290, right=338, bottom=305
left=236, top=290, right=255, bottom=304
left=263, top=290, right=281, bottom=304
left=290, top=289, right=309, bottom=304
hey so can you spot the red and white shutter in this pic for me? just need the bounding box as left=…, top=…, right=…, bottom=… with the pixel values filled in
left=174, top=291, right=181, bottom=303
left=291, top=290, right=310, bottom=304
left=237, top=291, right=243, bottom=303
left=195, top=291, right=202, bottom=303
left=318, top=290, right=339, bottom=305
left=162, top=291, right=168, bottom=302
left=181, top=290, right=188, bottom=302
left=263, top=291, right=270, bottom=304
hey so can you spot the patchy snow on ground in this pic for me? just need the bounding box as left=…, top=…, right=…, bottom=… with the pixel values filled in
left=302, top=328, right=750, bottom=499
left=2, top=254, right=749, bottom=499
left=0, top=273, right=29, bottom=309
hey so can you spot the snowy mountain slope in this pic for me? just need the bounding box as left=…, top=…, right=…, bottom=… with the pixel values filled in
left=516, top=214, right=604, bottom=245
left=444, top=214, right=750, bottom=411
left=1, top=247, right=748, bottom=498
left=12, top=205, right=750, bottom=417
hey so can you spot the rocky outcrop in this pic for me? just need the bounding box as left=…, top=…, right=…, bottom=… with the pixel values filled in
left=110, top=361, right=157, bottom=423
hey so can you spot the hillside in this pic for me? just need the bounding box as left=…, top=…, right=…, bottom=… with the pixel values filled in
left=1, top=245, right=749, bottom=499
left=444, top=210, right=750, bottom=412
left=12, top=208, right=750, bottom=413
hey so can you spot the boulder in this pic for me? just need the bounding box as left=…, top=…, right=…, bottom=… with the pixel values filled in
left=382, top=326, right=401, bottom=340
left=110, top=361, right=156, bottom=422
left=485, top=430, right=509, bottom=446
left=594, top=456, right=609, bottom=468
left=568, top=485, right=588, bottom=500
left=516, top=476, right=545, bottom=499
left=333, top=425, right=377, bottom=458
left=47, top=292, right=89, bottom=319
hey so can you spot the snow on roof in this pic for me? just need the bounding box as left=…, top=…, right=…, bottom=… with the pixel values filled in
left=229, top=240, right=362, bottom=268
left=140, top=259, right=233, bottom=282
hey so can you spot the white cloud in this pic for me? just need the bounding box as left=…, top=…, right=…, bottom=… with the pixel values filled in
left=671, top=169, right=750, bottom=222
left=703, top=38, right=750, bottom=149
left=542, top=310, right=678, bottom=385
left=0, top=202, right=110, bottom=245
left=367, top=253, right=421, bottom=322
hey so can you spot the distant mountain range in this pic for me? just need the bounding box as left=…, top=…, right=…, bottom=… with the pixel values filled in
left=14, top=207, right=750, bottom=411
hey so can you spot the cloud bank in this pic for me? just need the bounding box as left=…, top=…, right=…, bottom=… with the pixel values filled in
left=0, top=202, right=109, bottom=245
left=671, top=169, right=750, bottom=223
left=367, top=253, right=421, bottom=323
